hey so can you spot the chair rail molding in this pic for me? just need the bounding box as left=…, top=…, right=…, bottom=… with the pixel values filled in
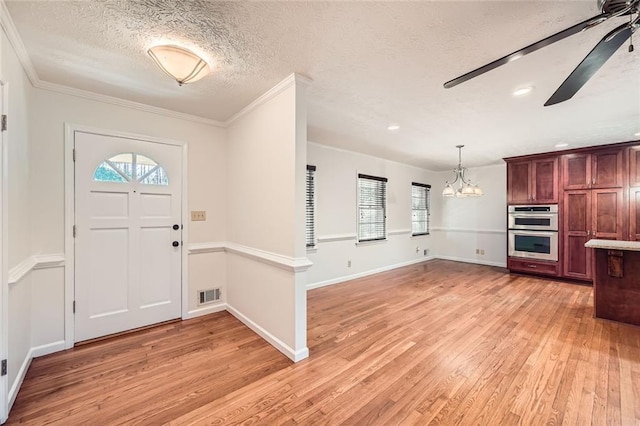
left=8, top=254, right=65, bottom=285
left=187, top=241, right=313, bottom=272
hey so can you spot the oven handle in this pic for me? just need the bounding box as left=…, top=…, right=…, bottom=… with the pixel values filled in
left=509, top=214, right=557, bottom=218
left=510, top=230, right=557, bottom=236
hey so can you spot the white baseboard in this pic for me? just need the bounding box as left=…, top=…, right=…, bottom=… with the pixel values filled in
left=8, top=340, right=67, bottom=409
left=8, top=348, right=32, bottom=410
left=226, top=303, right=308, bottom=362
left=307, top=256, right=434, bottom=290
left=434, top=255, right=506, bottom=268
left=183, top=303, right=226, bottom=320
left=32, top=340, right=66, bottom=358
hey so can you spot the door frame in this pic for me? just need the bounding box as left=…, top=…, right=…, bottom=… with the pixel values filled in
left=0, top=81, right=8, bottom=423
left=64, top=124, right=189, bottom=348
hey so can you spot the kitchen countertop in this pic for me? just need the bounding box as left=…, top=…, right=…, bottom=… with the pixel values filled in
left=585, top=239, right=640, bottom=251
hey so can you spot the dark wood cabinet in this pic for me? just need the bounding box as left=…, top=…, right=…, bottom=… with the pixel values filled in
left=592, top=188, right=624, bottom=240
left=591, top=245, right=640, bottom=327
left=631, top=188, right=640, bottom=241
left=505, top=141, right=636, bottom=281
left=562, top=188, right=623, bottom=280
left=630, top=146, right=640, bottom=187
left=563, top=153, right=590, bottom=190
left=507, top=161, right=530, bottom=204
left=508, top=257, right=560, bottom=276
left=562, top=148, right=623, bottom=190
left=563, top=190, right=592, bottom=280
left=507, top=158, right=557, bottom=204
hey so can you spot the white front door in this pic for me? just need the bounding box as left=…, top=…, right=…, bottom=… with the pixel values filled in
left=74, top=131, right=182, bottom=342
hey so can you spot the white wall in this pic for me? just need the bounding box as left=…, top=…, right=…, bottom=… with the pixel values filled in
left=431, top=163, right=507, bottom=267
left=29, top=88, right=228, bottom=325
left=2, top=25, right=33, bottom=409
left=226, top=75, right=310, bottom=361
left=306, top=142, right=438, bottom=288
left=1, top=20, right=230, bottom=409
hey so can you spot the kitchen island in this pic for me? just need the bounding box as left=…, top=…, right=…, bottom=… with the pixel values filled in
left=585, top=239, right=640, bottom=327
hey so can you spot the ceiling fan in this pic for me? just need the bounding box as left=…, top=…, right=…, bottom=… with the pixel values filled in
left=444, top=0, right=639, bottom=106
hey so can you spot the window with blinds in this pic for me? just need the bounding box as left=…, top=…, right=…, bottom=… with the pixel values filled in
left=357, top=174, right=388, bottom=242
left=411, top=182, right=431, bottom=236
left=306, top=165, right=316, bottom=248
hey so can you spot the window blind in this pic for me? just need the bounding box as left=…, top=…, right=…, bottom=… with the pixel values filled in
left=411, top=182, right=431, bottom=236
left=306, top=165, right=316, bottom=247
left=358, top=174, right=388, bottom=242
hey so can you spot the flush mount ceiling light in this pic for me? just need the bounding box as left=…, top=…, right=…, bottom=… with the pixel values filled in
left=387, top=123, right=400, bottom=131
left=442, top=145, right=483, bottom=198
left=147, top=45, right=210, bottom=86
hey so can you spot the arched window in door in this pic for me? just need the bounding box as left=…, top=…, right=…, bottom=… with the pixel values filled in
left=93, top=153, right=169, bottom=185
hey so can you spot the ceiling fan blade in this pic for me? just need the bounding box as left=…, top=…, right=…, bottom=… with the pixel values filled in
left=443, top=13, right=609, bottom=89
left=544, top=23, right=632, bottom=106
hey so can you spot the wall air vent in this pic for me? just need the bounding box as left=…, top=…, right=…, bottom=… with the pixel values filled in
left=198, top=288, right=221, bottom=305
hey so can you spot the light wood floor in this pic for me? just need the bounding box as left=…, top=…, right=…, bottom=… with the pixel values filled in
left=7, top=260, right=640, bottom=425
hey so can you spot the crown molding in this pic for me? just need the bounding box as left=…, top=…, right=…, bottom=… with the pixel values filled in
left=226, top=73, right=313, bottom=126
left=34, top=80, right=226, bottom=127
left=0, top=0, right=39, bottom=85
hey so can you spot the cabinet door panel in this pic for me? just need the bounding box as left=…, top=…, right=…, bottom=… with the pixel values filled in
left=592, top=149, right=623, bottom=188
left=532, top=158, right=557, bottom=203
left=564, top=235, right=592, bottom=279
left=630, top=188, right=640, bottom=241
left=563, top=190, right=591, bottom=280
left=507, top=162, right=531, bottom=204
left=562, top=154, right=590, bottom=189
left=592, top=188, right=623, bottom=240
left=630, top=146, right=640, bottom=187
left=565, top=191, right=589, bottom=232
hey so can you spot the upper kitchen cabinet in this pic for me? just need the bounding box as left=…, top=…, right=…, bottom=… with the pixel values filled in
left=562, top=148, right=624, bottom=190
left=507, top=157, right=558, bottom=204
left=629, top=145, right=640, bottom=187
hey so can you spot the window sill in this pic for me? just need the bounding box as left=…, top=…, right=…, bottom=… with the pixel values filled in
left=410, top=233, right=430, bottom=239
left=355, top=239, right=387, bottom=247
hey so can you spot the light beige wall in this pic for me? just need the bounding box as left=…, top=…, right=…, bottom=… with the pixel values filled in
left=430, top=163, right=507, bottom=267
left=2, top=26, right=33, bottom=405
left=227, top=85, right=298, bottom=256
left=226, top=77, right=309, bottom=360
left=306, top=142, right=437, bottom=287
left=28, top=88, right=228, bottom=319
left=29, top=89, right=227, bottom=252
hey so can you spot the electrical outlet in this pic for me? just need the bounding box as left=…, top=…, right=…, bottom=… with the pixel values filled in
left=191, top=210, right=206, bottom=221
left=347, top=260, right=352, bottom=268
left=424, top=249, right=429, bottom=256
left=480, top=249, right=485, bottom=255
left=476, top=249, right=480, bottom=254
left=416, top=246, right=420, bottom=253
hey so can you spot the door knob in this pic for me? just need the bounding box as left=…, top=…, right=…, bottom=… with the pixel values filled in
left=173, top=224, right=180, bottom=230
left=172, top=241, right=179, bottom=247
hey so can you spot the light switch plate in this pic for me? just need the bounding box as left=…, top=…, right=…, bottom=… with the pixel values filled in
left=191, top=210, right=206, bottom=221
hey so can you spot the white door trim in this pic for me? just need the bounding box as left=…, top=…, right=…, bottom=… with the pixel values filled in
left=0, top=80, right=9, bottom=423
left=64, top=124, right=189, bottom=348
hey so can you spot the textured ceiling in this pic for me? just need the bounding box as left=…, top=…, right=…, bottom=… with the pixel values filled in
left=5, top=0, right=640, bottom=170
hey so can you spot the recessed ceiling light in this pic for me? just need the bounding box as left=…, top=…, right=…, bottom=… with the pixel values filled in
left=387, top=124, right=400, bottom=131
left=508, top=54, right=523, bottom=63
left=555, top=143, right=569, bottom=148
left=513, top=86, right=533, bottom=97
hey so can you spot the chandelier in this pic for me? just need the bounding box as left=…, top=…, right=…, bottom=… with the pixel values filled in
left=442, top=145, right=483, bottom=197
